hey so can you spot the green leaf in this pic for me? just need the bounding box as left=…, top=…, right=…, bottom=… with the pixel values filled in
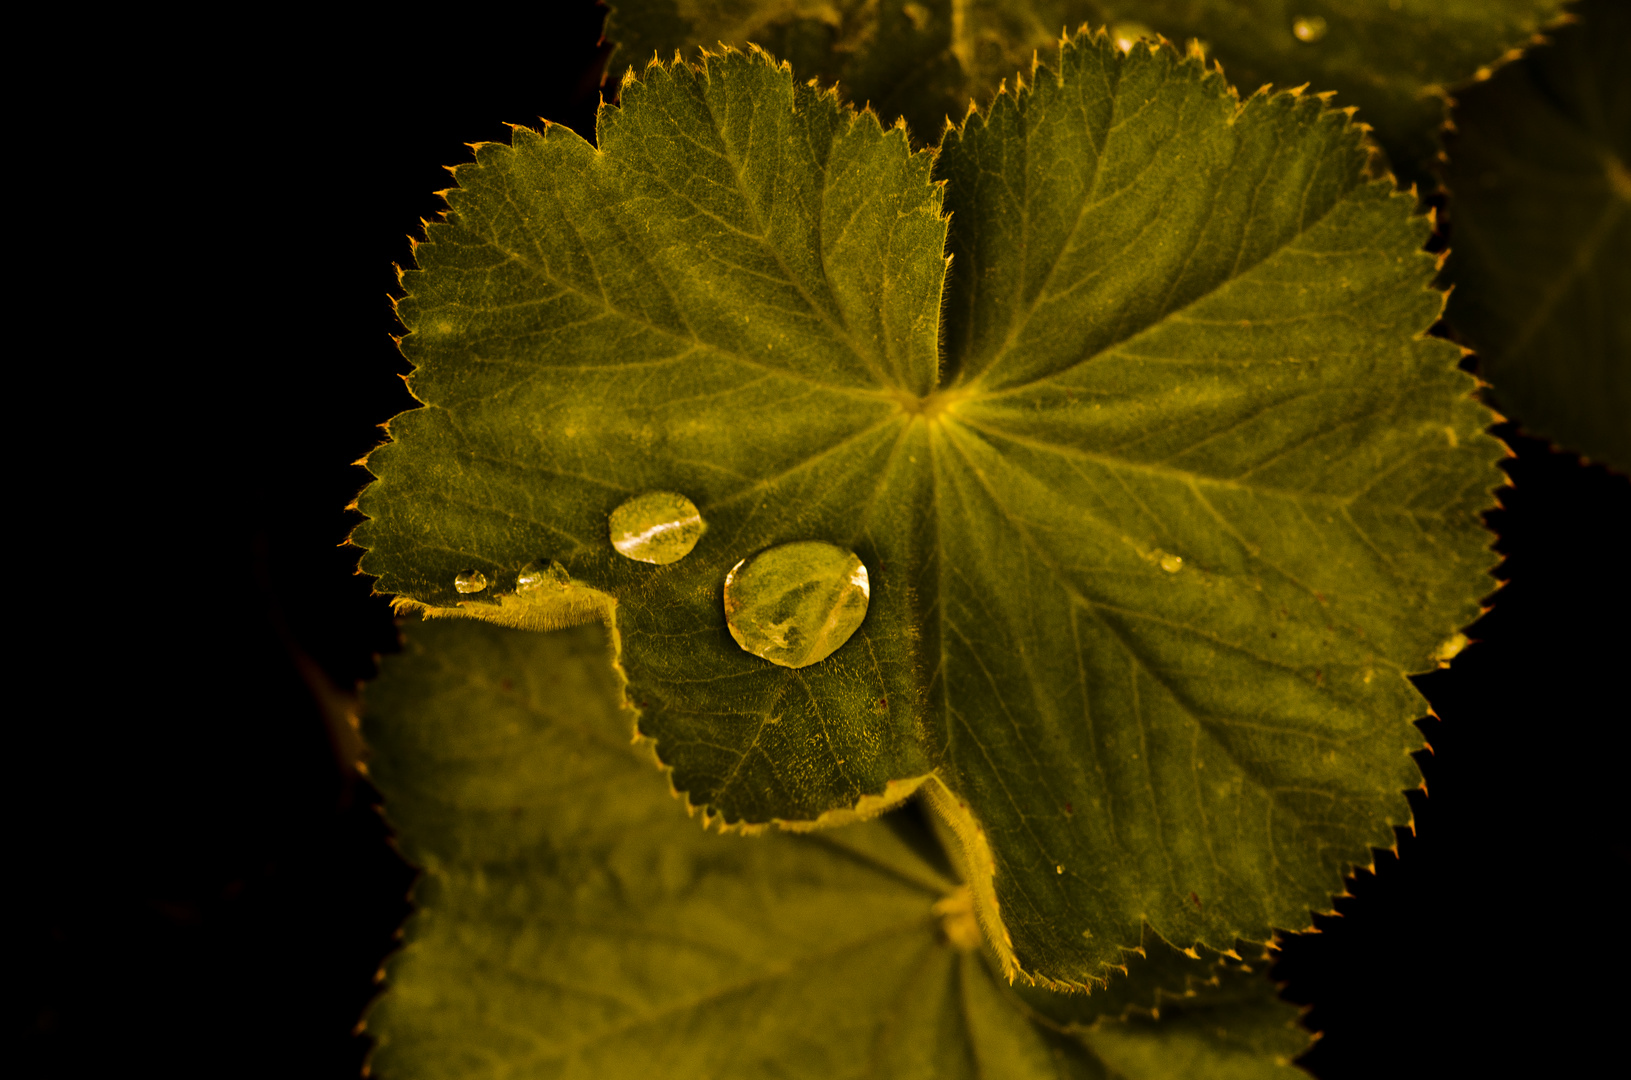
left=604, top=1, right=1566, bottom=184
left=1440, top=0, right=1630, bottom=470
left=361, top=618, right=1311, bottom=1078
left=353, top=36, right=1500, bottom=984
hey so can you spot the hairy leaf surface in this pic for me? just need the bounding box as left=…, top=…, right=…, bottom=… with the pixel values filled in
left=362, top=619, right=1311, bottom=1079
left=604, top=1, right=1564, bottom=184
left=353, top=36, right=1500, bottom=983
left=1441, top=0, right=1629, bottom=470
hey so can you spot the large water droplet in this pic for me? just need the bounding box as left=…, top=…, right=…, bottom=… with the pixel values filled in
left=609, top=491, right=705, bottom=565
left=1292, top=15, right=1328, bottom=43
left=723, top=541, right=870, bottom=669
left=454, top=569, right=488, bottom=594
left=516, top=559, right=570, bottom=594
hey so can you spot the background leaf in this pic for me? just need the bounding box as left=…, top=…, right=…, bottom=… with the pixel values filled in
left=604, top=1, right=1566, bottom=186
left=353, top=37, right=1501, bottom=984
left=362, top=618, right=1311, bottom=1078
left=1439, top=0, right=1630, bottom=471
left=604, top=0, right=972, bottom=143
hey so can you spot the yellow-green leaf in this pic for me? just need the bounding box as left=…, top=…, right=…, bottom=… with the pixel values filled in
left=352, top=35, right=1500, bottom=985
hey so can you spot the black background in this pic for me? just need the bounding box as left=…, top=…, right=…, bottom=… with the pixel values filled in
left=24, top=4, right=1626, bottom=1076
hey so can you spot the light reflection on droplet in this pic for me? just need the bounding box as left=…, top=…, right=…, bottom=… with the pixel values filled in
left=1111, top=21, right=1154, bottom=53
left=609, top=491, right=705, bottom=565
left=723, top=541, right=870, bottom=669
left=516, top=559, right=570, bottom=593
left=1159, top=552, right=1184, bottom=574
left=454, top=570, right=488, bottom=594
left=1292, top=15, right=1328, bottom=43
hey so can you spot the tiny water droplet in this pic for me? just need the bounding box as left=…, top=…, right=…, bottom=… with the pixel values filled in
left=516, top=559, right=570, bottom=593
left=609, top=491, right=705, bottom=565
left=1159, top=552, right=1183, bottom=573
left=1292, top=15, right=1327, bottom=43
left=723, top=541, right=870, bottom=669
left=1111, top=21, right=1153, bottom=53
left=1055, top=864, right=1064, bottom=875
left=454, top=570, right=488, bottom=594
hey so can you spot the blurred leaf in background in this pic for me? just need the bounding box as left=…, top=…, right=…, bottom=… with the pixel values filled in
left=1440, top=0, right=1629, bottom=471
left=361, top=618, right=1311, bottom=1079
left=604, top=0, right=1565, bottom=188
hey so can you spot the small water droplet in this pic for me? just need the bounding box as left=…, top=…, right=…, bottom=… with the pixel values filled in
left=516, top=559, right=570, bottom=593
left=1292, top=15, right=1328, bottom=43
left=1055, top=864, right=1065, bottom=875
left=454, top=570, right=488, bottom=594
left=609, top=491, right=705, bottom=565
left=723, top=541, right=870, bottom=669
left=1433, top=632, right=1470, bottom=665
left=1159, top=552, right=1183, bottom=573
left=1111, top=21, right=1153, bottom=53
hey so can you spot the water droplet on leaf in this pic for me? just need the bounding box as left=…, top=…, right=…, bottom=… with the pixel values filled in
left=454, top=570, right=488, bottom=594
left=1292, top=15, right=1328, bottom=43
left=723, top=541, right=870, bottom=669
left=609, top=491, right=705, bottom=565
left=516, top=559, right=570, bottom=593
left=1433, top=632, right=1470, bottom=665
left=1159, top=552, right=1183, bottom=573
left=1111, top=22, right=1153, bottom=53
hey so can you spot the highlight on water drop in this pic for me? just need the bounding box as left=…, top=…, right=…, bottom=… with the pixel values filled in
left=1110, top=21, right=1153, bottom=53
left=516, top=559, right=571, bottom=594
left=723, top=541, right=870, bottom=669
left=453, top=569, right=488, bottom=594
left=1292, top=15, right=1328, bottom=43
left=609, top=491, right=705, bottom=565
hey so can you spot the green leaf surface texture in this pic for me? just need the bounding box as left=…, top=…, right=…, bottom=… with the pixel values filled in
left=604, top=1, right=1565, bottom=185
left=362, top=618, right=1310, bottom=1079
left=353, top=35, right=1501, bottom=984
left=1440, top=0, right=1630, bottom=470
